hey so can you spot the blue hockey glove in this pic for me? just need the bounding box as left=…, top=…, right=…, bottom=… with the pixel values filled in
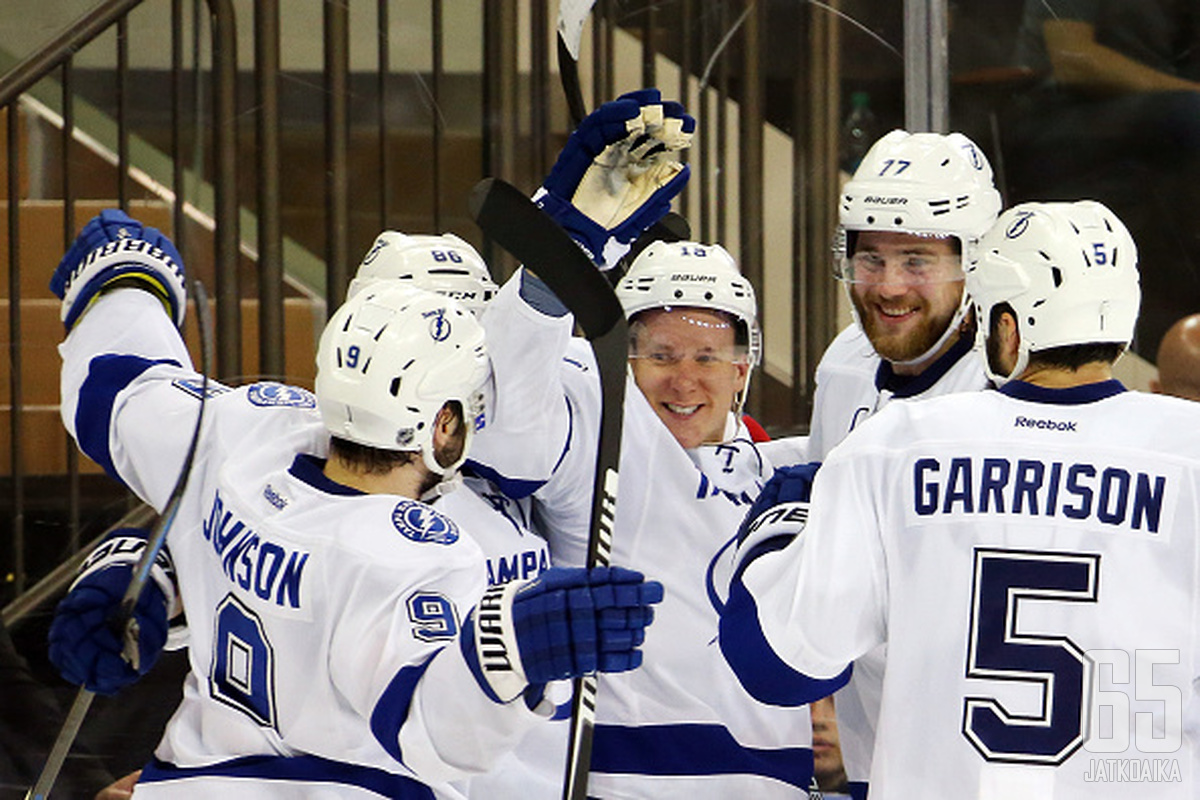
left=50, top=208, right=187, bottom=332
left=734, top=462, right=822, bottom=567
left=535, top=88, right=694, bottom=270
left=462, top=566, right=664, bottom=704
left=47, top=528, right=178, bottom=695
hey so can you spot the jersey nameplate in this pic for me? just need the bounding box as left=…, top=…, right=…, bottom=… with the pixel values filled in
left=392, top=500, right=460, bottom=545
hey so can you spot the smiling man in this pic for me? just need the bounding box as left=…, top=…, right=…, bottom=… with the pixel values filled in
left=801, top=129, right=1003, bottom=798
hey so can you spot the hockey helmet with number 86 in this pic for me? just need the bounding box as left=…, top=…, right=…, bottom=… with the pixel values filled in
left=348, top=231, right=498, bottom=315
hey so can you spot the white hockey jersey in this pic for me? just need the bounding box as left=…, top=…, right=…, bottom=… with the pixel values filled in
left=740, top=380, right=1200, bottom=799
left=472, top=280, right=819, bottom=798
left=806, top=322, right=987, bottom=461
left=59, top=290, right=551, bottom=799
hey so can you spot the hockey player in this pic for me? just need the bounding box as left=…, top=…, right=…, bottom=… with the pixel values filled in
left=467, top=88, right=827, bottom=797
left=721, top=200, right=1200, bottom=798
left=767, top=129, right=1005, bottom=796
left=45, top=210, right=663, bottom=798
left=346, top=230, right=552, bottom=589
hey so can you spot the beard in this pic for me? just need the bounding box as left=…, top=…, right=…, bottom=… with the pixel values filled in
left=851, top=289, right=960, bottom=364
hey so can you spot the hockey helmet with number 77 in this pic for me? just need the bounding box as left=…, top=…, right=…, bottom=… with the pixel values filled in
left=965, top=199, right=1140, bottom=384
left=315, top=282, right=490, bottom=476
left=348, top=231, right=498, bottom=315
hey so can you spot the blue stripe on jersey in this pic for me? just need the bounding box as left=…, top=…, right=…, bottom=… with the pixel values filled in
left=463, top=459, right=547, bottom=500
left=591, top=722, right=815, bottom=789
left=76, top=354, right=181, bottom=482
left=874, top=326, right=974, bottom=397
left=720, top=547, right=852, bottom=707
left=139, top=754, right=435, bottom=798
left=369, top=651, right=438, bottom=764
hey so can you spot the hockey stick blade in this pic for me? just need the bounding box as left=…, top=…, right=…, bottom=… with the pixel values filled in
left=468, top=178, right=623, bottom=342
left=469, top=176, right=624, bottom=800
left=26, top=280, right=215, bottom=800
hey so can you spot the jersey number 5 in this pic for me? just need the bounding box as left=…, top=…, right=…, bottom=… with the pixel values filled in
left=962, top=548, right=1099, bottom=765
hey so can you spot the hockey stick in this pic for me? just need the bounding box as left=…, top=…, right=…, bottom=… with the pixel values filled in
left=469, top=177, right=624, bottom=800
left=556, top=0, right=598, bottom=128
left=26, top=280, right=214, bottom=800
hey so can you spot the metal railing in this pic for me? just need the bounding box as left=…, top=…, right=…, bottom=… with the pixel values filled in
left=0, top=0, right=845, bottom=617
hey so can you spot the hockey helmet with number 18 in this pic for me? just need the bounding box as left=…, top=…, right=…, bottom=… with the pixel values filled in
left=348, top=231, right=498, bottom=314
left=965, top=199, right=1140, bottom=384
left=616, top=240, right=761, bottom=369
left=315, top=283, right=490, bottom=476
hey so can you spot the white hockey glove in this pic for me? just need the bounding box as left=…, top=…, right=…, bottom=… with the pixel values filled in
left=534, top=88, right=694, bottom=270
left=50, top=209, right=187, bottom=331
left=461, top=566, right=663, bottom=704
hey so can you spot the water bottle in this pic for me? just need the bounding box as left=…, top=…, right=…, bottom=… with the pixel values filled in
left=840, top=91, right=879, bottom=174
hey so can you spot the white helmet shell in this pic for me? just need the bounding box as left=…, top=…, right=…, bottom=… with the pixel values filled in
left=965, top=200, right=1140, bottom=383
left=315, top=283, right=490, bottom=475
left=348, top=231, right=498, bottom=315
left=835, top=129, right=1002, bottom=261
left=616, top=240, right=761, bottom=368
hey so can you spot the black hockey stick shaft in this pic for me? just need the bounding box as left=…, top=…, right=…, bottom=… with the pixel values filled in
left=469, top=177, right=625, bottom=800
left=27, top=280, right=214, bottom=800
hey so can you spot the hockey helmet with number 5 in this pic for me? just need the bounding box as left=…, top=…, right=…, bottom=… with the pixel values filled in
left=965, top=200, right=1140, bottom=383
left=616, top=240, right=761, bottom=369
left=315, top=283, right=490, bottom=475
left=834, top=129, right=1002, bottom=268
left=348, top=231, right=498, bottom=315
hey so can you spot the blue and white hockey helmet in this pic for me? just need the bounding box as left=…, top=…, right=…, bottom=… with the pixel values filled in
left=347, top=231, right=498, bottom=315
left=834, top=129, right=1002, bottom=274
left=315, top=283, right=491, bottom=476
left=965, top=200, right=1140, bottom=384
left=616, top=240, right=761, bottom=369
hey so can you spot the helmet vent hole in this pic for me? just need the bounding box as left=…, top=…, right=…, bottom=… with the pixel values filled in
left=402, top=358, right=415, bottom=371
left=893, top=217, right=903, bottom=225
left=866, top=215, right=876, bottom=224
left=360, top=357, right=372, bottom=373
left=704, top=291, right=714, bottom=301
left=389, top=377, right=401, bottom=397
left=940, top=158, right=950, bottom=166
left=1050, top=267, right=1063, bottom=287
left=1028, top=317, right=1036, bottom=326
left=674, top=289, right=684, bottom=299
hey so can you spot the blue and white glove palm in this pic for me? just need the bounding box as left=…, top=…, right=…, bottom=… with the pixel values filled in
left=462, top=566, right=664, bottom=704
left=47, top=528, right=179, bottom=695
left=50, top=208, right=187, bottom=332
left=535, top=88, right=695, bottom=270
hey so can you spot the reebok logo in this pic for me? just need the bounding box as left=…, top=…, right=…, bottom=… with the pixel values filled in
left=1014, top=416, right=1077, bottom=432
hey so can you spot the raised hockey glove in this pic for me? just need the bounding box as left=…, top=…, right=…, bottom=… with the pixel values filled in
left=50, top=208, right=187, bottom=332
left=462, top=566, right=664, bottom=704
left=47, top=528, right=179, bottom=695
left=535, top=88, right=694, bottom=270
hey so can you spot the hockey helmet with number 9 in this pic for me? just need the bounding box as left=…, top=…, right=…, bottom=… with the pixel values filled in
left=315, top=282, right=491, bottom=476
left=616, top=240, right=761, bottom=369
left=965, top=199, right=1140, bottom=384
left=834, top=129, right=1002, bottom=272
left=347, top=231, right=498, bottom=315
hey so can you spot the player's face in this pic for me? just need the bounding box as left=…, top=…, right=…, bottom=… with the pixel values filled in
left=847, top=231, right=964, bottom=366
left=810, top=695, right=847, bottom=790
left=629, top=308, right=750, bottom=450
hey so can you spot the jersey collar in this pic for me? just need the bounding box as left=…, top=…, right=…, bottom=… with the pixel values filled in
left=874, top=327, right=975, bottom=398
left=998, top=378, right=1127, bottom=405
left=288, top=453, right=365, bottom=495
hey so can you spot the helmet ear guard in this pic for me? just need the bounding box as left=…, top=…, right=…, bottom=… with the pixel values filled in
left=965, top=200, right=1141, bottom=384
left=315, top=283, right=491, bottom=476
